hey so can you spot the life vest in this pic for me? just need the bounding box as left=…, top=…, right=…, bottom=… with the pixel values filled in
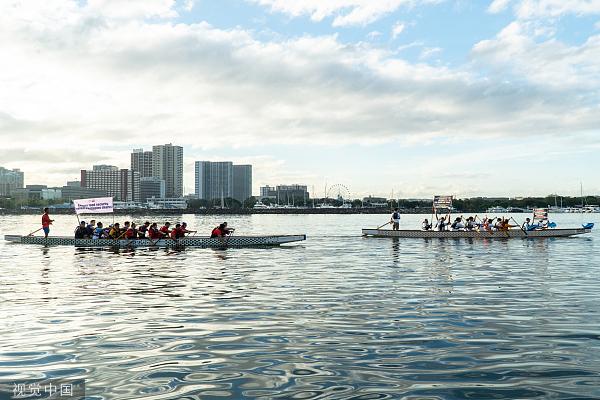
left=392, top=212, right=400, bottom=220
left=125, top=228, right=135, bottom=239
left=211, top=227, right=222, bottom=238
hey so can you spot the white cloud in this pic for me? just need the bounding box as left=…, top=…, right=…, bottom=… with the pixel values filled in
left=472, top=21, right=600, bottom=89
left=490, top=0, right=600, bottom=19
left=0, top=0, right=599, bottom=192
left=391, top=22, right=406, bottom=39
left=367, top=31, right=382, bottom=40
left=419, top=46, right=442, bottom=59
left=488, top=0, right=513, bottom=13
left=85, top=0, right=179, bottom=19
left=246, top=0, right=443, bottom=26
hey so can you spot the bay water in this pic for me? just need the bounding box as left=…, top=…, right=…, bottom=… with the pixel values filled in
left=1, top=213, right=599, bottom=399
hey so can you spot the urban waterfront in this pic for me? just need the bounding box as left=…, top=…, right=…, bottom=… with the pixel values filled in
left=1, top=213, right=599, bottom=399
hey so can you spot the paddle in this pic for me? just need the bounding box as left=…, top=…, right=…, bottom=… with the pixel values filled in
left=377, top=221, right=392, bottom=230
left=27, top=227, right=44, bottom=236
left=511, top=217, right=527, bottom=236
left=223, top=229, right=235, bottom=248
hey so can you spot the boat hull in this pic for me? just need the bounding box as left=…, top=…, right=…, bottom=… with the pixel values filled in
left=4, top=234, right=306, bottom=248
left=362, top=228, right=591, bottom=239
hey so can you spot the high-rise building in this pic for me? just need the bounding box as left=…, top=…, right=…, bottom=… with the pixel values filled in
left=152, top=144, right=183, bottom=198
left=233, top=165, right=252, bottom=203
left=81, top=165, right=140, bottom=201
left=131, top=148, right=153, bottom=178
left=140, top=177, right=166, bottom=202
left=195, top=161, right=233, bottom=201
left=0, top=167, right=24, bottom=196
left=195, top=161, right=253, bottom=203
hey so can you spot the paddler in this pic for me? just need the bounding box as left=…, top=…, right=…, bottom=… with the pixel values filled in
left=180, top=222, right=196, bottom=237
left=160, top=222, right=172, bottom=237
left=390, top=208, right=401, bottom=231
left=41, top=207, right=54, bottom=238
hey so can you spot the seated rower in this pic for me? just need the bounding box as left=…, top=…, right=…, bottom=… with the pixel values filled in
left=75, top=221, right=88, bottom=239
left=451, top=217, right=465, bottom=231
left=93, top=222, right=105, bottom=239
left=494, top=218, right=503, bottom=231
left=148, top=223, right=163, bottom=240
left=86, top=220, right=96, bottom=238
left=211, top=222, right=234, bottom=238
left=108, top=223, right=121, bottom=239
left=465, top=217, right=477, bottom=231
left=435, top=214, right=450, bottom=231
left=522, top=218, right=533, bottom=231
left=121, top=221, right=131, bottom=237
left=421, top=219, right=432, bottom=231
left=211, top=223, right=224, bottom=238
left=125, top=222, right=137, bottom=240
left=180, top=222, right=196, bottom=237
left=170, top=223, right=183, bottom=240
left=138, top=221, right=150, bottom=238
left=222, top=222, right=234, bottom=236
left=160, top=222, right=172, bottom=237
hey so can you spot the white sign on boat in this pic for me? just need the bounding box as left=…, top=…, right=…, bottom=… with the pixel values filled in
left=73, top=197, right=114, bottom=214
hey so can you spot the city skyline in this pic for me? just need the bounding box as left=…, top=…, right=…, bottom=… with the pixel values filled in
left=1, top=1, right=599, bottom=198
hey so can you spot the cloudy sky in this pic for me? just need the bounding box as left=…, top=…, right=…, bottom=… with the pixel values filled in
left=1, top=0, right=599, bottom=199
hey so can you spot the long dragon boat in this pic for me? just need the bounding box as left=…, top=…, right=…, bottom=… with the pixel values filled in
left=362, top=227, right=592, bottom=239
left=4, top=234, right=307, bottom=248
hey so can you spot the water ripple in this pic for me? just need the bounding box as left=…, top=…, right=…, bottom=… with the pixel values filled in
left=1, top=214, right=600, bottom=399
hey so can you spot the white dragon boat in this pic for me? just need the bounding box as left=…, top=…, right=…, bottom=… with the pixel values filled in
left=4, top=234, right=307, bottom=248
left=362, top=227, right=592, bottom=239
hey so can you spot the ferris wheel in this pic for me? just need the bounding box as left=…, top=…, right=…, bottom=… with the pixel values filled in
left=326, top=184, right=351, bottom=202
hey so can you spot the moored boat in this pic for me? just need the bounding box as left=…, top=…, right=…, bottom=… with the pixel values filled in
left=4, top=234, right=307, bottom=248
left=362, top=227, right=592, bottom=239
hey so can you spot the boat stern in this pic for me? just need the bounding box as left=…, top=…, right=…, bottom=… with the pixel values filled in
left=4, top=235, right=23, bottom=243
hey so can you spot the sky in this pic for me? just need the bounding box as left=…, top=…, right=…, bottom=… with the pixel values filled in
left=1, top=0, right=599, bottom=199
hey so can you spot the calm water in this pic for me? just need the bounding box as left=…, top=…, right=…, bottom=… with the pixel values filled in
left=1, top=213, right=599, bottom=399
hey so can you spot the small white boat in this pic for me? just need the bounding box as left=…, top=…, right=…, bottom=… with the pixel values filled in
left=4, top=234, right=307, bottom=248
left=486, top=206, right=508, bottom=213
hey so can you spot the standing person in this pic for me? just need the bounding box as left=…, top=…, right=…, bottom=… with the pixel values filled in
left=390, top=208, right=401, bottom=231
left=41, top=208, right=54, bottom=238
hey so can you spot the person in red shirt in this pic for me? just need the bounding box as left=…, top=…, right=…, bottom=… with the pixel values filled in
left=125, top=222, right=137, bottom=240
left=160, top=222, right=171, bottom=237
left=148, top=223, right=162, bottom=240
left=210, top=224, right=223, bottom=238
left=41, top=208, right=54, bottom=238
left=170, top=223, right=182, bottom=239
left=180, top=222, right=196, bottom=237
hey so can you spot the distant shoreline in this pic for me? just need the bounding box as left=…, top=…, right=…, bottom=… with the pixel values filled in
left=0, top=208, right=437, bottom=216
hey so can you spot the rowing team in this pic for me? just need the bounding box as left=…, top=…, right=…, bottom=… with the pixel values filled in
left=422, top=216, right=545, bottom=232
left=73, top=220, right=234, bottom=240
